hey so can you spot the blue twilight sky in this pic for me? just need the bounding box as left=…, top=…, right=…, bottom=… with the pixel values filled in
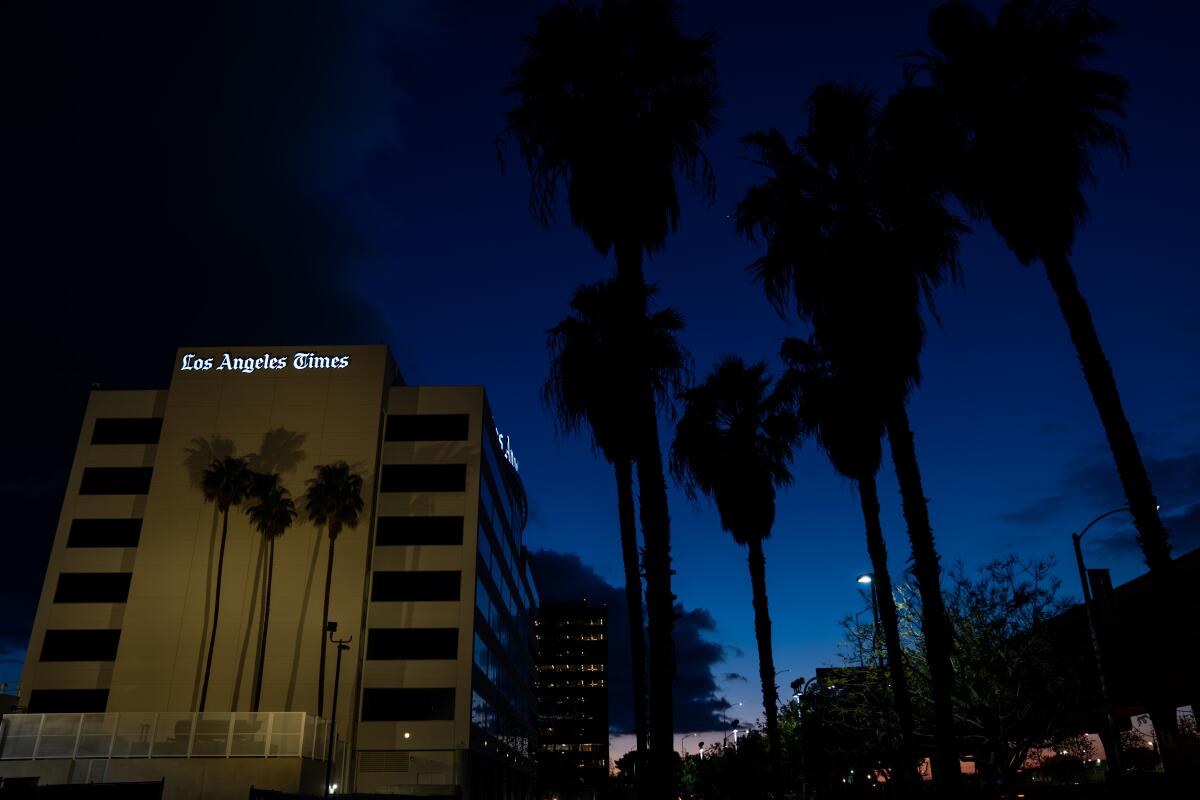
left=2, top=0, right=1199, bottom=733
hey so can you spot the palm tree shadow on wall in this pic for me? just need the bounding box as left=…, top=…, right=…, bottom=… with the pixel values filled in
left=182, top=430, right=307, bottom=712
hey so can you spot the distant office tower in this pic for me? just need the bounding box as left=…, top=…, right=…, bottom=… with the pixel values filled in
left=534, top=601, right=608, bottom=800
left=0, top=345, right=539, bottom=799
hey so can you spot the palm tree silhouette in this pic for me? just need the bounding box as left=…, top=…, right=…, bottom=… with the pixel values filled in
left=910, top=0, right=1188, bottom=771
left=780, top=336, right=919, bottom=795
left=198, top=455, right=253, bottom=712
left=543, top=278, right=690, bottom=776
left=303, top=462, right=364, bottom=720
left=736, top=82, right=967, bottom=796
left=670, top=356, right=799, bottom=786
left=502, top=2, right=718, bottom=790
left=245, top=473, right=297, bottom=713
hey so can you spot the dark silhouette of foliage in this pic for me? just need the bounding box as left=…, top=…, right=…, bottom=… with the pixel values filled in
left=780, top=335, right=920, bottom=795
left=670, top=356, right=799, bottom=787
left=503, top=3, right=720, bottom=793
left=197, top=455, right=253, bottom=711
left=303, top=461, right=364, bottom=719
left=736, top=81, right=966, bottom=796
left=543, top=278, right=690, bottom=773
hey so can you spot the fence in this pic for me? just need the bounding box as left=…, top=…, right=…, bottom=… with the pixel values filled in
left=0, top=712, right=328, bottom=761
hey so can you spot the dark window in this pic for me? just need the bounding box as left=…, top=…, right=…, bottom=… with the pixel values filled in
left=67, top=519, right=142, bottom=548
left=371, top=571, right=460, bottom=602
left=376, top=516, right=463, bottom=546
left=54, top=573, right=132, bottom=603
left=40, top=630, right=122, bottom=661
left=361, top=688, right=455, bottom=721
left=27, top=689, right=109, bottom=713
left=79, top=467, right=153, bottom=495
left=367, top=628, right=458, bottom=660
left=380, top=464, right=466, bottom=493
left=385, top=414, right=469, bottom=442
left=91, top=417, right=163, bottom=445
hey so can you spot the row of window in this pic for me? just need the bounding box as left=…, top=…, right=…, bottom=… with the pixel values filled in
left=385, top=414, right=469, bottom=442
left=366, top=628, right=457, bottom=660
left=536, top=663, right=605, bottom=673
left=91, top=417, right=162, bottom=445
left=77, top=465, right=475, bottom=497
left=25, top=687, right=457, bottom=722
left=78, top=467, right=153, bottom=495
left=538, top=742, right=606, bottom=753
left=66, top=518, right=142, bottom=548
left=54, top=572, right=131, bottom=603
left=371, top=571, right=460, bottom=602
left=40, top=629, right=121, bottom=661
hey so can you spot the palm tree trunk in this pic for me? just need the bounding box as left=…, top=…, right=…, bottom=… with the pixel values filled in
left=884, top=402, right=960, bottom=797
left=253, top=537, right=275, bottom=712
left=615, top=456, right=649, bottom=797
left=618, top=239, right=678, bottom=799
left=1042, top=250, right=1186, bottom=774
left=858, top=473, right=918, bottom=798
left=746, top=536, right=782, bottom=786
left=199, top=507, right=230, bottom=712
left=318, top=533, right=336, bottom=719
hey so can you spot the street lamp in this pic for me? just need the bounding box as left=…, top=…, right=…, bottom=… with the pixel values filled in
left=325, top=622, right=353, bottom=796
left=856, top=573, right=882, bottom=668
left=1072, top=506, right=1130, bottom=778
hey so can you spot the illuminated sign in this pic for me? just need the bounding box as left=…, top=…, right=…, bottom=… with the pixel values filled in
left=496, top=428, right=519, bottom=471
left=179, top=352, right=352, bottom=374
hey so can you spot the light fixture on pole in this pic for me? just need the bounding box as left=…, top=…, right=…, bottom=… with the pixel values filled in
left=325, top=622, right=353, bottom=796
left=1072, top=506, right=1131, bottom=779
left=855, top=573, right=882, bottom=668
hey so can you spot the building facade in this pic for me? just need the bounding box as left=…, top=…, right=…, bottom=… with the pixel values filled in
left=0, top=345, right=538, bottom=799
left=534, top=602, right=608, bottom=800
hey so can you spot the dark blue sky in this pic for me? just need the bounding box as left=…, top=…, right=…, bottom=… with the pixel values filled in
left=3, top=0, right=1198, bottom=733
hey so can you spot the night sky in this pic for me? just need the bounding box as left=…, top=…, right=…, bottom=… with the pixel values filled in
left=3, top=0, right=1198, bottom=748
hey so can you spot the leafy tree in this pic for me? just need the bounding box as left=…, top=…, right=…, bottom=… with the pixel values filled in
left=781, top=335, right=920, bottom=795
left=736, top=81, right=966, bottom=796
left=543, top=278, right=690, bottom=779
left=670, top=356, right=799, bottom=784
left=502, top=4, right=719, bottom=791
left=197, top=455, right=253, bottom=711
left=245, top=473, right=297, bottom=712
left=303, top=461, right=364, bottom=718
left=908, top=4, right=1186, bottom=766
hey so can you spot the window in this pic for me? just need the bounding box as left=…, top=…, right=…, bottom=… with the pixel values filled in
left=90, top=417, right=163, bottom=445
left=54, top=572, right=132, bottom=603
left=27, top=689, right=109, bottom=713
left=361, top=688, right=455, bottom=721
left=367, top=628, right=458, bottom=660
left=79, top=467, right=153, bottom=495
left=376, top=516, right=463, bottom=546
left=371, top=571, right=460, bottom=602
left=40, top=629, right=121, bottom=661
left=385, top=414, right=469, bottom=442
left=67, top=518, right=142, bottom=548
left=380, top=464, right=466, bottom=493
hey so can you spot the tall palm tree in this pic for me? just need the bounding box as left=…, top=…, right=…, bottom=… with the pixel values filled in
left=198, top=455, right=253, bottom=712
left=736, top=82, right=967, bottom=796
left=909, top=0, right=1187, bottom=769
left=502, top=2, right=719, bottom=790
left=780, top=336, right=919, bottom=795
left=245, top=473, right=297, bottom=713
left=543, top=278, right=690, bottom=784
left=670, top=356, right=799, bottom=784
left=304, top=461, right=364, bottom=719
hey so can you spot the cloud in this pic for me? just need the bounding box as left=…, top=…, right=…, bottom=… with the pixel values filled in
left=530, top=549, right=731, bottom=734
left=723, top=672, right=749, bottom=682
left=1000, top=448, right=1200, bottom=559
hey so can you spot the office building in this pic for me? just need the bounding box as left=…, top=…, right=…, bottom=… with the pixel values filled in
left=534, top=602, right=608, bottom=800
left=0, top=345, right=539, bottom=799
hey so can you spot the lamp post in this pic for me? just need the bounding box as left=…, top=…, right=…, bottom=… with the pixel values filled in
left=325, top=622, right=353, bottom=796
left=1072, top=506, right=1129, bottom=778
left=856, top=573, right=882, bottom=668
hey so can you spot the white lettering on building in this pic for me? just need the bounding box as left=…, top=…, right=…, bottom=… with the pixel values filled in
left=178, top=352, right=352, bottom=374
left=496, top=428, right=519, bottom=472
